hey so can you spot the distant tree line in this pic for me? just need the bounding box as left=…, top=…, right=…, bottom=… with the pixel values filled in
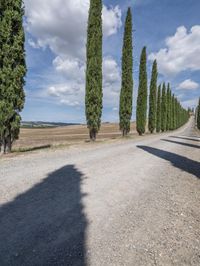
left=86, top=1, right=190, bottom=140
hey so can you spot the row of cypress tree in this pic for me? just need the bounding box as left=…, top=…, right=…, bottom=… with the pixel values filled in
left=0, top=0, right=26, bottom=153
left=86, top=2, right=189, bottom=140
left=0, top=1, right=192, bottom=152
left=136, top=47, right=189, bottom=136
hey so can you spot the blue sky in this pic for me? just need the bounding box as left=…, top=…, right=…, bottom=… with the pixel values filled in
left=22, top=0, right=200, bottom=123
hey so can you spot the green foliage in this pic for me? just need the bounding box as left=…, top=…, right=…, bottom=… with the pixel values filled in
left=197, top=98, right=200, bottom=130
left=136, top=47, right=148, bottom=135
left=148, top=60, right=157, bottom=133
left=85, top=0, right=102, bottom=140
left=161, top=83, right=167, bottom=132
left=166, top=83, right=171, bottom=131
left=0, top=0, right=26, bottom=153
left=171, top=94, right=176, bottom=130
left=119, top=8, right=133, bottom=136
left=169, top=90, right=173, bottom=130
left=156, top=85, right=161, bottom=133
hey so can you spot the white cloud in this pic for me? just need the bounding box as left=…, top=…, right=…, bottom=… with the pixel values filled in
left=46, top=57, right=121, bottom=108
left=103, top=57, right=121, bottom=107
left=25, top=0, right=122, bottom=110
left=103, top=57, right=120, bottom=87
left=102, top=6, right=122, bottom=36
left=53, top=56, right=85, bottom=81
left=47, top=83, right=84, bottom=107
left=149, top=25, right=200, bottom=76
left=25, top=0, right=122, bottom=59
left=178, top=79, right=199, bottom=90
left=28, top=39, right=40, bottom=49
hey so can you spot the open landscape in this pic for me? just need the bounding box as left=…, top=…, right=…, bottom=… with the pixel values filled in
left=13, top=122, right=137, bottom=152
left=1, top=0, right=200, bottom=265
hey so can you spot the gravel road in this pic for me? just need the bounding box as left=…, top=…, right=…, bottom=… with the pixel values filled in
left=0, top=118, right=200, bottom=266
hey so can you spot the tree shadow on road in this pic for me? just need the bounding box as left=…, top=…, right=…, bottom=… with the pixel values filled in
left=182, top=135, right=200, bottom=139
left=169, top=136, right=200, bottom=142
left=0, top=165, right=88, bottom=266
left=161, top=139, right=200, bottom=149
left=137, top=146, right=200, bottom=179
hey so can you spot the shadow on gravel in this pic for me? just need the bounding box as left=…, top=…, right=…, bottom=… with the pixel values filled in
left=183, top=135, right=200, bottom=139
left=137, top=146, right=200, bottom=179
left=161, top=139, right=200, bottom=149
left=170, top=136, right=200, bottom=142
left=0, top=165, right=87, bottom=266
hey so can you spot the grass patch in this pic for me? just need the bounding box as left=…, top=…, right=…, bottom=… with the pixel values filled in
left=13, top=144, right=52, bottom=153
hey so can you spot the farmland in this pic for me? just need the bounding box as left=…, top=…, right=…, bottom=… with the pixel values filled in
left=13, top=122, right=137, bottom=151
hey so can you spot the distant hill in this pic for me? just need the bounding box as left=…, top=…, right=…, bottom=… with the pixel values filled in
left=21, top=121, right=81, bottom=128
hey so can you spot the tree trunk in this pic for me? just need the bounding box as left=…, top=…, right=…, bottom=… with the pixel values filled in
left=122, top=129, right=128, bottom=137
left=2, top=138, right=7, bottom=154
left=6, top=135, right=12, bottom=153
left=89, top=129, right=96, bottom=141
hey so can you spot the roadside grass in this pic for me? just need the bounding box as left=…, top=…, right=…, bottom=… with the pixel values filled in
left=12, top=144, right=52, bottom=153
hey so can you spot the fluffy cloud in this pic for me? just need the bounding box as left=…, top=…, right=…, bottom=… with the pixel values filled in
left=46, top=57, right=121, bottom=107
left=103, top=57, right=120, bottom=87
left=53, top=56, right=85, bottom=81
left=149, top=25, right=200, bottom=76
left=25, top=0, right=122, bottom=59
left=103, top=57, right=121, bottom=107
left=178, top=79, right=199, bottom=90
left=103, top=6, right=122, bottom=36
left=25, top=0, right=122, bottom=110
left=48, top=85, right=82, bottom=107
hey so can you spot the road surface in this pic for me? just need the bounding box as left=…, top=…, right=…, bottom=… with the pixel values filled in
left=0, top=118, right=200, bottom=265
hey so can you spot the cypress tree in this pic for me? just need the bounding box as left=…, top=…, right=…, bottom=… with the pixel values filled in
left=85, top=0, right=102, bottom=141
left=156, top=85, right=161, bottom=133
left=136, top=47, right=148, bottom=135
left=0, top=0, right=26, bottom=153
left=119, top=8, right=133, bottom=136
left=172, top=94, right=176, bottom=130
left=161, top=83, right=167, bottom=132
left=174, top=97, right=178, bottom=129
left=197, top=98, right=200, bottom=130
left=166, top=83, right=171, bottom=131
left=169, top=90, right=173, bottom=130
left=148, top=60, right=157, bottom=133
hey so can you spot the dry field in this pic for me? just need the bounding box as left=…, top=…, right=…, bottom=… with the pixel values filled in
left=13, top=122, right=137, bottom=151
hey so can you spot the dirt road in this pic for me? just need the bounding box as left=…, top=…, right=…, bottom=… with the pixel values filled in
left=0, top=118, right=200, bottom=266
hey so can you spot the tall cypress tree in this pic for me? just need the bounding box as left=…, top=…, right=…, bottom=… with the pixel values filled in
left=136, top=47, right=147, bottom=135
left=197, top=98, right=200, bottom=130
left=119, top=8, right=133, bottom=136
left=169, top=89, right=173, bottom=130
left=166, top=83, right=171, bottom=131
left=0, top=0, right=26, bottom=153
left=148, top=60, right=157, bottom=133
left=161, top=83, right=167, bottom=132
left=156, top=85, right=161, bottom=133
left=172, top=94, right=175, bottom=130
left=85, top=0, right=102, bottom=141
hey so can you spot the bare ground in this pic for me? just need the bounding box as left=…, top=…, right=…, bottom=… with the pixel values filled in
left=13, top=122, right=137, bottom=151
left=0, top=118, right=200, bottom=266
